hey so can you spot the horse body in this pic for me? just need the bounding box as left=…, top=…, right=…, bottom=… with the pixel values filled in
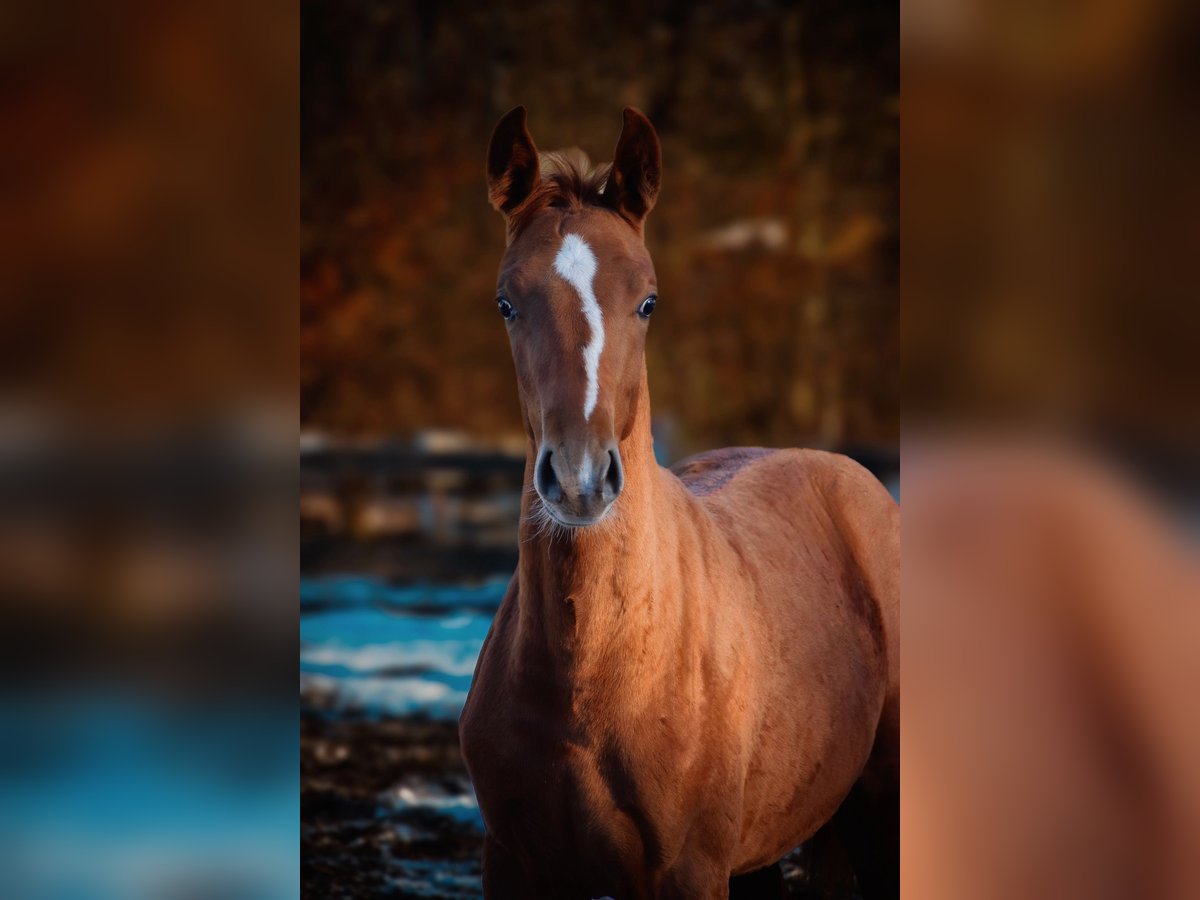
left=464, top=431, right=898, bottom=897
left=459, top=107, right=898, bottom=899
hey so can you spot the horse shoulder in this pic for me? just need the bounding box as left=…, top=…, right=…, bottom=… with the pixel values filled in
left=779, top=449, right=900, bottom=700
left=763, top=449, right=898, bottom=583
left=802, top=449, right=899, bottom=618
left=695, top=448, right=899, bottom=689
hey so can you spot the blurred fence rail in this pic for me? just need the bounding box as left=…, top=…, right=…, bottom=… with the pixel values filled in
left=301, top=439, right=525, bottom=581
left=300, top=437, right=898, bottom=581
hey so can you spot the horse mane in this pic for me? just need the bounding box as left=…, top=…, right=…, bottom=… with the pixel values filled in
left=508, top=149, right=613, bottom=235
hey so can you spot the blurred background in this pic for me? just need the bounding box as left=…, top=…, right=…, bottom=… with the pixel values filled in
left=1, top=1, right=297, bottom=898
left=903, top=0, right=1200, bottom=461
left=300, top=1, right=897, bottom=896
left=302, top=0, right=898, bottom=449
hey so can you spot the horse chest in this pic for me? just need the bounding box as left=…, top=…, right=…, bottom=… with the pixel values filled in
left=471, top=687, right=712, bottom=865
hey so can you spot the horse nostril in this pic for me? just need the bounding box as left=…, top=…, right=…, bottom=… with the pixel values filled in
left=603, top=448, right=624, bottom=502
left=535, top=448, right=562, bottom=503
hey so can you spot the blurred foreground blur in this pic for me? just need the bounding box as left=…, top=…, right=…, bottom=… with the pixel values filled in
left=903, top=443, right=1200, bottom=900
left=0, top=2, right=296, bottom=898
left=903, top=0, right=1200, bottom=896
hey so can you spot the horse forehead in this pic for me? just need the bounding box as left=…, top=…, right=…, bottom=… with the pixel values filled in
left=550, top=236, right=652, bottom=301
left=552, top=233, right=598, bottom=285
left=503, top=218, right=652, bottom=294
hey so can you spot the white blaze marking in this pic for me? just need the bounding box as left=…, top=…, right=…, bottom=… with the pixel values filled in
left=552, top=234, right=603, bottom=421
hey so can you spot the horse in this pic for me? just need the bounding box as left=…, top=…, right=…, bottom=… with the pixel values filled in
left=459, top=106, right=899, bottom=899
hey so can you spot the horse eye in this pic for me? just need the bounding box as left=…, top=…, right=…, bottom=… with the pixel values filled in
left=637, top=295, right=657, bottom=319
left=497, top=296, right=516, bottom=321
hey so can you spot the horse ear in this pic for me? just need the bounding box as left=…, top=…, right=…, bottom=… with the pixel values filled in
left=604, top=108, right=662, bottom=227
left=487, top=106, right=541, bottom=215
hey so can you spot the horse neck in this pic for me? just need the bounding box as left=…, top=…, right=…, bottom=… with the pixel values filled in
left=515, top=372, right=676, bottom=665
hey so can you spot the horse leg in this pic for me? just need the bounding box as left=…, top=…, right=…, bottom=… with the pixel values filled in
left=659, top=856, right=733, bottom=900
left=729, top=861, right=787, bottom=899
left=825, top=778, right=896, bottom=899
left=828, top=705, right=900, bottom=900
left=482, top=834, right=538, bottom=899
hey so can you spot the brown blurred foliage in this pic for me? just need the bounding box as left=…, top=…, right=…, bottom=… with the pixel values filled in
left=0, top=8, right=297, bottom=896
left=0, top=0, right=297, bottom=424
left=903, top=0, right=1200, bottom=447
left=301, top=0, right=898, bottom=453
left=0, top=0, right=296, bottom=665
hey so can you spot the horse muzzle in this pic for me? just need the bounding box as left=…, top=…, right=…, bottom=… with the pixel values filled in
left=534, top=441, right=624, bottom=526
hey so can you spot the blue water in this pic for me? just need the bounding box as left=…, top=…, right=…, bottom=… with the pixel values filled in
left=0, top=697, right=297, bottom=900
left=300, top=576, right=506, bottom=720
left=301, top=574, right=502, bottom=889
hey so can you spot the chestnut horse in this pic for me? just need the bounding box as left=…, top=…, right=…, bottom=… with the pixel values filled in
left=459, top=107, right=899, bottom=899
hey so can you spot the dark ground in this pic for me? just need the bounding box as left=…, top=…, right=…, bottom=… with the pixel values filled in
left=301, top=713, right=482, bottom=899
left=301, top=711, right=841, bottom=899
